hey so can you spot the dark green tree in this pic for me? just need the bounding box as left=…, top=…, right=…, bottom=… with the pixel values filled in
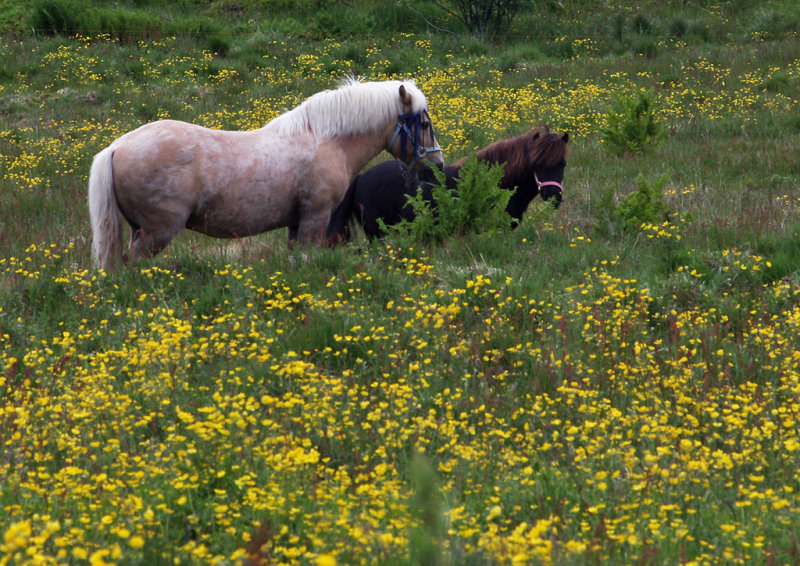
left=413, top=0, right=532, bottom=39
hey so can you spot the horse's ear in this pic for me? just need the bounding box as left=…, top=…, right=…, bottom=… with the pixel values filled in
left=399, top=84, right=411, bottom=105
left=562, top=133, right=569, bottom=143
left=531, top=131, right=541, bottom=140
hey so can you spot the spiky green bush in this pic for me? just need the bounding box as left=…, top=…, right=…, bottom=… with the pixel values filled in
left=596, top=173, right=671, bottom=235
left=601, top=89, right=666, bottom=154
left=384, top=157, right=514, bottom=244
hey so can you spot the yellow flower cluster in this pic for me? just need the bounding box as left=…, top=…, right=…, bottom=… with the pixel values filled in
left=2, top=239, right=800, bottom=565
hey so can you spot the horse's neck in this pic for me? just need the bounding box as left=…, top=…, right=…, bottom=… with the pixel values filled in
left=337, top=131, right=390, bottom=179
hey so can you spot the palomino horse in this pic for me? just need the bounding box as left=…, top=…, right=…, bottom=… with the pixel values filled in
left=326, top=127, right=568, bottom=242
left=88, top=78, right=444, bottom=270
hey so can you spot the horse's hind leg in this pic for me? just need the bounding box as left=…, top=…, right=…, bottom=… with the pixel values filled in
left=124, top=225, right=181, bottom=265
left=294, top=212, right=329, bottom=244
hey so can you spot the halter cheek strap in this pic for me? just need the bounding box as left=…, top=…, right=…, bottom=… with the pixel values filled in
left=387, top=110, right=442, bottom=171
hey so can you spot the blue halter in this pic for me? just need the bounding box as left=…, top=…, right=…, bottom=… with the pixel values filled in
left=387, top=109, right=441, bottom=171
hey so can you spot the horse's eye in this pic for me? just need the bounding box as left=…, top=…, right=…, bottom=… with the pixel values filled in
left=421, top=121, right=430, bottom=129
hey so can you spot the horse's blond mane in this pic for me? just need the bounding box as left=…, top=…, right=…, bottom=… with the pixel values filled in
left=266, top=78, right=427, bottom=138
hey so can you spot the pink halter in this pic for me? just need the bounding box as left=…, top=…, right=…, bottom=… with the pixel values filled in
left=534, top=172, right=563, bottom=192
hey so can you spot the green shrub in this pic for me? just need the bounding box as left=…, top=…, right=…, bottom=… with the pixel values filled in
left=596, top=173, right=671, bottom=235
left=601, top=89, right=665, bottom=154
left=754, top=223, right=800, bottom=283
left=384, top=157, right=514, bottom=244
left=371, top=1, right=435, bottom=34
left=93, top=7, right=160, bottom=40
left=31, top=0, right=83, bottom=35
left=604, top=11, right=659, bottom=52
left=746, top=5, right=800, bottom=37
left=0, top=0, right=25, bottom=29
left=31, top=0, right=161, bottom=39
left=761, top=71, right=792, bottom=93
left=616, top=173, right=669, bottom=226
left=668, top=17, right=688, bottom=37
left=494, top=42, right=545, bottom=71
left=30, top=0, right=236, bottom=45
left=542, top=37, right=574, bottom=60
left=631, top=13, right=654, bottom=35
left=632, top=37, right=658, bottom=58
left=313, top=4, right=375, bottom=36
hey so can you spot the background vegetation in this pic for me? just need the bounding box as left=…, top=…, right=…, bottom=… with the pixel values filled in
left=2, top=0, right=800, bottom=564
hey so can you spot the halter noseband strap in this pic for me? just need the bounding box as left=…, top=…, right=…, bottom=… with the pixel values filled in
left=534, top=172, right=563, bottom=193
left=387, top=109, right=442, bottom=172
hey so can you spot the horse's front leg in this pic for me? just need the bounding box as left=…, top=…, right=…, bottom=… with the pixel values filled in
left=294, top=211, right=330, bottom=244
left=294, top=181, right=345, bottom=244
left=287, top=224, right=299, bottom=245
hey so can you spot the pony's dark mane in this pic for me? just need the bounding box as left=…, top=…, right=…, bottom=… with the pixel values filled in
left=457, top=129, right=567, bottom=177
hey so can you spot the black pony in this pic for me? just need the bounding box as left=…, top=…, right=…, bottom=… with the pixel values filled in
left=326, top=127, right=569, bottom=243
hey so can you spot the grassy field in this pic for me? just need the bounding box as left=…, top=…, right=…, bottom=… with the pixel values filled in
left=2, top=1, right=800, bottom=564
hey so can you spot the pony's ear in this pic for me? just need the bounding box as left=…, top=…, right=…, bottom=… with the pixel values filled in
left=399, top=84, right=412, bottom=106
left=561, top=133, right=569, bottom=143
left=531, top=131, right=541, bottom=140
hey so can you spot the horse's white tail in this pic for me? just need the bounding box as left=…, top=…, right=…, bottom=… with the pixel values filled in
left=88, top=146, right=122, bottom=270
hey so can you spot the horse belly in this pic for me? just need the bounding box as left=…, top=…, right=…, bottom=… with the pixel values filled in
left=185, top=181, right=297, bottom=238
left=185, top=207, right=291, bottom=238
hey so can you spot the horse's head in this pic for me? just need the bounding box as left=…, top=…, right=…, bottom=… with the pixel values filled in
left=387, top=84, right=445, bottom=171
left=528, top=129, right=569, bottom=208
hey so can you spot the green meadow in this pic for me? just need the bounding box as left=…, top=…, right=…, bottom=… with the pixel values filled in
left=2, top=1, right=800, bottom=564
